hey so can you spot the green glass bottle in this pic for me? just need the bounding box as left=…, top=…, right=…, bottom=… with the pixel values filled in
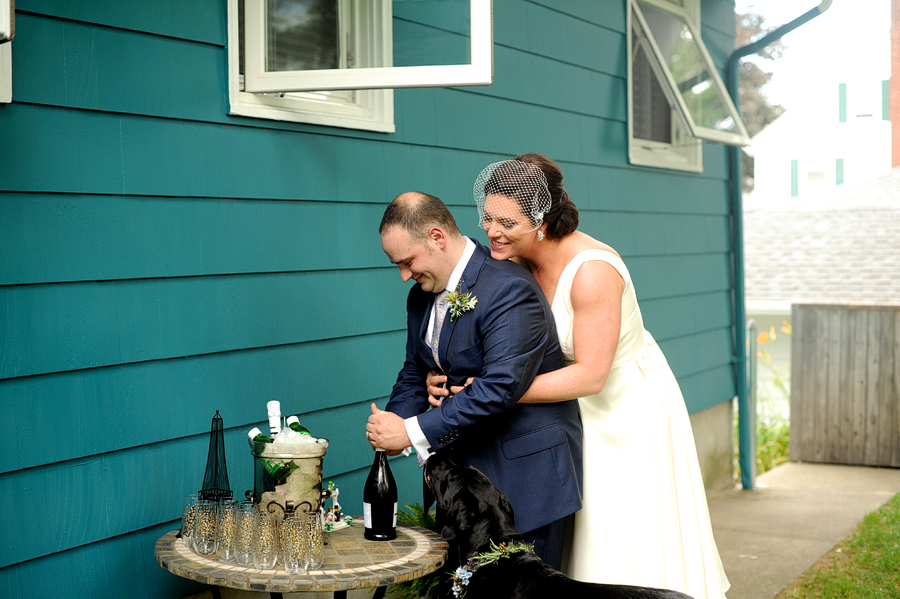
left=248, top=427, right=294, bottom=481
left=285, top=415, right=312, bottom=437
left=249, top=427, right=275, bottom=443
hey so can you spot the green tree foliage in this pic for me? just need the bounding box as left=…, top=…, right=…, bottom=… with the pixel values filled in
left=736, top=9, right=786, bottom=192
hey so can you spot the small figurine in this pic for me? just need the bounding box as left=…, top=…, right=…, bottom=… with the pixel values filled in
left=330, top=482, right=341, bottom=518
left=322, top=481, right=350, bottom=531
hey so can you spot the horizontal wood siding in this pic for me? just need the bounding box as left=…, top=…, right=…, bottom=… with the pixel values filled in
left=790, top=303, right=900, bottom=466
left=0, top=0, right=740, bottom=596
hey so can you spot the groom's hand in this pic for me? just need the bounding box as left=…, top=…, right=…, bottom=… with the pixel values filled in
left=366, top=403, right=409, bottom=455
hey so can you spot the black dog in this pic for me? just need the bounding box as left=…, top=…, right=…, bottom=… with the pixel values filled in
left=423, top=453, right=694, bottom=599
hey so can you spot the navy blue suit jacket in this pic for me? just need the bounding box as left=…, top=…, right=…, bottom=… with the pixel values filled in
left=386, top=240, right=583, bottom=533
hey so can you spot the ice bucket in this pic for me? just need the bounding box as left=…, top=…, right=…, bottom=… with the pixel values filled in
left=249, top=438, right=328, bottom=518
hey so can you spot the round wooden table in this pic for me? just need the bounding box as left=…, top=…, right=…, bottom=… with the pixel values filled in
left=155, top=521, right=447, bottom=599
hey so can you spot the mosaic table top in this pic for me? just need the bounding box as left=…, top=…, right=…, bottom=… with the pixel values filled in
left=155, top=519, right=448, bottom=594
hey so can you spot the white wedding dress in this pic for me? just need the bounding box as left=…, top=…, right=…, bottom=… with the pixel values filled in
left=555, top=250, right=730, bottom=599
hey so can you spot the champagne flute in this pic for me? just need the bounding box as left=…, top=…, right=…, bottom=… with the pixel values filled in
left=252, top=507, right=278, bottom=569
left=192, top=499, right=217, bottom=556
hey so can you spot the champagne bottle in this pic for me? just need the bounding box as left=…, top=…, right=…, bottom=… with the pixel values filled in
left=248, top=427, right=274, bottom=443
left=285, top=415, right=312, bottom=437
left=363, top=448, right=398, bottom=541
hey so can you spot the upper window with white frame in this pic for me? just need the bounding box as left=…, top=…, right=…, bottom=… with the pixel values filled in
left=0, top=43, right=10, bottom=104
left=227, top=0, right=493, bottom=133
left=627, top=0, right=749, bottom=172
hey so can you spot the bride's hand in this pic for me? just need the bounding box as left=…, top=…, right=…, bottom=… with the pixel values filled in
left=427, top=371, right=449, bottom=407
left=452, top=378, right=474, bottom=394
left=426, top=371, right=474, bottom=407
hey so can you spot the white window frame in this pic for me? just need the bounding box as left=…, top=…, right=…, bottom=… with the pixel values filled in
left=0, top=43, right=10, bottom=104
left=627, top=0, right=749, bottom=172
left=228, top=0, right=393, bottom=132
left=228, top=0, right=493, bottom=133
left=0, top=0, right=12, bottom=104
left=244, top=0, right=492, bottom=92
left=0, top=0, right=12, bottom=43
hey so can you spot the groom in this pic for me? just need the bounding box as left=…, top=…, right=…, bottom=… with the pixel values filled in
left=367, top=191, right=583, bottom=568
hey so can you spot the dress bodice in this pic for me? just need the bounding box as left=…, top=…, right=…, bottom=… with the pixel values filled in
left=550, top=249, right=646, bottom=368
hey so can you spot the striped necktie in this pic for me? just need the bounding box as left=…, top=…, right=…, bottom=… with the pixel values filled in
left=430, top=289, right=451, bottom=366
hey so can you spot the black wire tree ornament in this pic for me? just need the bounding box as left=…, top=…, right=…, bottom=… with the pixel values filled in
left=199, top=410, right=233, bottom=501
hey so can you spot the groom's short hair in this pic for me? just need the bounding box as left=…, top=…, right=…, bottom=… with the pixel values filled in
left=379, top=191, right=461, bottom=242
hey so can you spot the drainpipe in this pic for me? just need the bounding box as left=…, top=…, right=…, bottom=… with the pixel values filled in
left=726, top=0, right=833, bottom=490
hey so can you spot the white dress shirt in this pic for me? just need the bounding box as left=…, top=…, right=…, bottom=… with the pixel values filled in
left=405, top=237, right=475, bottom=461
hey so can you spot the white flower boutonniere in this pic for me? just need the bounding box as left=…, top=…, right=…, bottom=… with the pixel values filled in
left=446, top=286, right=477, bottom=322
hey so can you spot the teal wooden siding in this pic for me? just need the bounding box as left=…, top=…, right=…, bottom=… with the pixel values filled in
left=0, top=1, right=741, bottom=597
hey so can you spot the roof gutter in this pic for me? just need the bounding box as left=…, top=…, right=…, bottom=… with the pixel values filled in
left=726, top=0, right=833, bottom=490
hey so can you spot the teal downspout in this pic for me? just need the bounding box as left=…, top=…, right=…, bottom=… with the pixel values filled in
left=726, top=0, right=833, bottom=490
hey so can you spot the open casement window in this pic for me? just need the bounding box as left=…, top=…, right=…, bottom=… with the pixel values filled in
left=628, top=0, right=749, bottom=172
left=0, top=43, right=9, bottom=104
left=228, top=0, right=493, bottom=133
left=0, top=0, right=11, bottom=43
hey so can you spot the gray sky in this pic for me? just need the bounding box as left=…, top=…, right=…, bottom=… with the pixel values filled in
left=735, top=0, right=890, bottom=111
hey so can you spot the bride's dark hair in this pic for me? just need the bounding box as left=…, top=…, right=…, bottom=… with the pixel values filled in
left=514, top=153, right=579, bottom=239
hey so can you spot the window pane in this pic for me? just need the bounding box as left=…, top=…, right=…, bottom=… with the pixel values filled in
left=243, top=0, right=492, bottom=92
left=266, top=0, right=339, bottom=71
left=638, top=0, right=736, bottom=134
left=632, top=29, right=671, bottom=143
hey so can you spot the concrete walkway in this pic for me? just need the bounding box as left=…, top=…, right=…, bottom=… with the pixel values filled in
left=708, top=461, right=900, bottom=599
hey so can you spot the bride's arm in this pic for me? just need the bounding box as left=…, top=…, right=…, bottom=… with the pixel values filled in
left=518, top=260, right=623, bottom=403
left=425, top=261, right=624, bottom=405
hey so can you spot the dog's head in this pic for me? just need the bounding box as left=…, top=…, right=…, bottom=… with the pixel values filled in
left=423, top=453, right=521, bottom=563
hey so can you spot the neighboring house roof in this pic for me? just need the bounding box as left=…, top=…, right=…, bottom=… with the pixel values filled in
left=744, top=167, right=900, bottom=305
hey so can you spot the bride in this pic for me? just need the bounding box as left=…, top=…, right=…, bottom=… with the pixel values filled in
left=427, top=153, right=730, bottom=599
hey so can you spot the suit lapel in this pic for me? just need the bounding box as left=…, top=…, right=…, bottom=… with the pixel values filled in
left=436, top=241, right=489, bottom=366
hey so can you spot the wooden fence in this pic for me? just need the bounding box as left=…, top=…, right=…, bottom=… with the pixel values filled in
left=790, top=302, right=900, bottom=466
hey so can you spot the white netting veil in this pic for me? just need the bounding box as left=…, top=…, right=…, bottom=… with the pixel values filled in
left=473, top=159, right=552, bottom=235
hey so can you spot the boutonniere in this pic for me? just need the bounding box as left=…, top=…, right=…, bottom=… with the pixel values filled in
left=446, top=284, right=478, bottom=321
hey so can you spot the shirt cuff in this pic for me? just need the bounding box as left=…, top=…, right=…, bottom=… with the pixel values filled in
left=404, top=416, right=434, bottom=463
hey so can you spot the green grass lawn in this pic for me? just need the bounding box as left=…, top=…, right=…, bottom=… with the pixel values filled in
left=775, top=491, right=900, bottom=598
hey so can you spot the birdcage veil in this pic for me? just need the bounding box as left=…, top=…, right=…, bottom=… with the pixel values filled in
left=473, top=159, right=552, bottom=234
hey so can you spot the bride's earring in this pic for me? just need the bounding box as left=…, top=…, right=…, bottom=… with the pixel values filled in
left=537, top=231, right=545, bottom=242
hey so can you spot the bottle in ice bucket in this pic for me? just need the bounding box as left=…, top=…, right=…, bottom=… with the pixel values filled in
left=267, top=400, right=282, bottom=435
left=363, top=448, right=397, bottom=541
left=285, top=415, right=312, bottom=437
left=249, top=428, right=274, bottom=443
left=247, top=427, right=296, bottom=480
